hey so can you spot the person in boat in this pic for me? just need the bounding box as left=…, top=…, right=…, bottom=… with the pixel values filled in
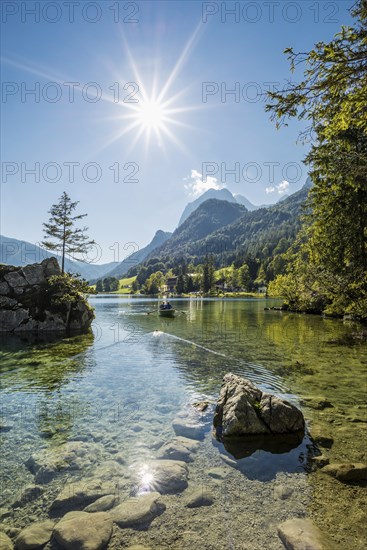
left=160, top=301, right=172, bottom=310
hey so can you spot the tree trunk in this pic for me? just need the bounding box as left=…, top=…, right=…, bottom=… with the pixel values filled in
left=62, top=216, right=66, bottom=274
left=65, top=302, right=72, bottom=331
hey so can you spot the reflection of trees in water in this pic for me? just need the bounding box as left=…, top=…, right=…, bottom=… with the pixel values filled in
left=117, top=300, right=285, bottom=393
left=104, top=300, right=362, bottom=402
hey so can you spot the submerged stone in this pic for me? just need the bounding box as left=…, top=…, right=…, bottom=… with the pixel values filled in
left=273, top=485, right=293, bottom=500
left=110, top=492, right=165, bottom=528
left=0, top=422, right=12, bottom=432
left=301, top=396, right=333, bottom=410
left=207, top=467, right=229, bottom=480
left=192, top=401, right=210, bottom=412
left=172, top=419, right=205, bottom=441
left=84, top=495, right=116, bottom=513
left=277, top=518, right=335, bottom=549
left=174, top=436, right=200, bottom=452
left=309, top=425, right=334, bottom=449
left=311, top=455, right=330, bottom=468
left=50, top=479, right=116, bottom=512
left=0, top=532, right=13, bottom=550
left=183, top=488, right=214, bottom=508
left=11, top=485, right=44, bottom=508
left=25, top=441, right=103, bottom=483
left=15, top=520, right=54, bottom=550
left=142, top=460, right=189, bottom=494
left=89, top=460, right=126, bottom=481
left=157, top=436, right=199, bottom=462
left=53, top=511, right=112, bottom=550
left=0, top=508, right=11, bottom=520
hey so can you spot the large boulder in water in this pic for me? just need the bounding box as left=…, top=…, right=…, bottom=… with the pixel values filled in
left=0, top=258, right=94, bottom=333
left=213, top=373, right=304, bottom=438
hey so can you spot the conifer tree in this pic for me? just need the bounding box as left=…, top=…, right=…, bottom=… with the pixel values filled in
left=42, top=192, right=95, bottom=273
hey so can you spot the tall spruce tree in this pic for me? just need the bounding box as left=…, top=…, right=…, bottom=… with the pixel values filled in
left=201, top=256, right=215, bottom=293
left=42, top=192, right=95, bottom=274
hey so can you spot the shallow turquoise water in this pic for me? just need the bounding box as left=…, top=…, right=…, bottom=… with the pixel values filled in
left=1, top=296, right=366, bottom=548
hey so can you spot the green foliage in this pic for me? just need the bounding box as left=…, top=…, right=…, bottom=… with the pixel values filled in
left=105, top=277, right=119, bottom=292
left=96, top=279, right=103, bottom=292
left=131, top=278, right=139, bottom=292
left=226, top=264, right=239, bottom=289
left=144, top=271, right=164, bottom=295
left=254, top=264, right=267, bottom=289
left=95, top=276, right=119, bottom=292
left=266, top=1, right=367, bottom=140
left=46, top=273, right=95, bottom=310
left=136, top=266, right=148, bottom=286
left=176, top=274, right=185, bottom=294
left=42, top=192, right=95, bottom=273
left=266, top=0, right=367, bottom=320
left=200, top=256, right=215, bottom=293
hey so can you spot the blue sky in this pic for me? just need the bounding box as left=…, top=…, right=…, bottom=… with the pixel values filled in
left=1, top=0, right=354, bottom=264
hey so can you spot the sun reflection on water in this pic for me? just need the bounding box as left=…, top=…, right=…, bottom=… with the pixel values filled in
left=137, top=464, right=155, bottom=495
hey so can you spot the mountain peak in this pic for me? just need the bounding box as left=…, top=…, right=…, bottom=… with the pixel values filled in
left=148, top=198, right=247, bottom=259
left=178, top=188, right=237, bottom=226
left=152, top=229, right=171, bottom=241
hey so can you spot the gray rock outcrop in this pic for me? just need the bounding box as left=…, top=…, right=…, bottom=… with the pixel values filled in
left=213, top=373, right=305, bottom=438
left=0, top=258, right=94, bottom=333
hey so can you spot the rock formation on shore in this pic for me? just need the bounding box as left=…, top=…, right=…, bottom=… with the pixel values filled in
left=0, top=258, right=94, bottom=334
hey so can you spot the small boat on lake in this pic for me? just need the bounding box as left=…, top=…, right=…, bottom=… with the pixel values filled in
left=159, top=301, right=175, bottom=317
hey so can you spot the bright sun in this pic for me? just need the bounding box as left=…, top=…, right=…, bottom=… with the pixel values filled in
left=137, top=100, right=165, bottom=130
left=97, top=26, right=202, bottom=154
